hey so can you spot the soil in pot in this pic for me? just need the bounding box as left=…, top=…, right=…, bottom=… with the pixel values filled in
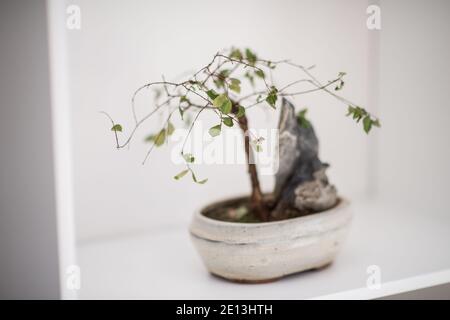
left=202, top=195, right=341, bottom=223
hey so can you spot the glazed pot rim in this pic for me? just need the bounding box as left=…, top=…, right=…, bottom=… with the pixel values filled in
left=193, top=194, right=350, bottom=228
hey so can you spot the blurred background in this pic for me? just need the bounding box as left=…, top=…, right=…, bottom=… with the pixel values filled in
left=1, top=0, right=449, bottom=299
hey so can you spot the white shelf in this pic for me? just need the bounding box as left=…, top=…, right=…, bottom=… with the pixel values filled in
left=77, top=199, right=450, bottom=299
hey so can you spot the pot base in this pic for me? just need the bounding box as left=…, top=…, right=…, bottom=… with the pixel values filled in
left=209, top=261, right=333, bottom=284
left=210, top=272, right=282, bottom=284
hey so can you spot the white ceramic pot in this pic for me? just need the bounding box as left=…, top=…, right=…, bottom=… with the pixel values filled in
left=189, top=196, right=352, bottom=283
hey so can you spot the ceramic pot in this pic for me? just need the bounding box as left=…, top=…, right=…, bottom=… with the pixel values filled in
left=189, top=196, right=352, bottom=283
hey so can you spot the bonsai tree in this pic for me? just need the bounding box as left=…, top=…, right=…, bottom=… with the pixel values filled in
left=104, top=47, right=379, bottom=222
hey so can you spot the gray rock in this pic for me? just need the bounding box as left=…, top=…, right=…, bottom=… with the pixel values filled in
left=271, top=98, right=337, bottom=220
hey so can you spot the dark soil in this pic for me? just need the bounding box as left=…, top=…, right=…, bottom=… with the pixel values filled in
left=202, top=195, right=332, bottom=223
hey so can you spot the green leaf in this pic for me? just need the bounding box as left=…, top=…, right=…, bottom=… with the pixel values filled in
left=346, top=106, right=355, bottom=117
left=219, top=69, right=231, bottom=78
left=208, top=124, right=221, bottom=137
left=245, top=48, right=257, bottom=65
left=347, top=105, right=380, bottom=133
left=244, top=71, right=255, bottom=86
left=229, top=78, right=241, bottom=94
left=179, top=106, right=184, bottom=119
left=220, top=99, right=232, bottom=114
left=230, top=48, right=243, bottom=60
left=111, top=124, right=122, bottom=132
left=236, top=105, right=246, bottom=118
left=297, top=109, right=311, bottom=128
left=144, top=134, right=155, bottom=142
left=153, top=130, right=166, bottom=146
left=145, top=129, right=167, bottom=146
left=251, top=137, right=265, bottom=153
left=167, top=122, right=175, bottom=135
left=191, top=172, right=208, bottom=184
left=180, top=95, right=189, bottom=104
left=206, top=89, right=219, bottom=100
left=214, top=79, right=225, bottom=89
left=265, top=87, right=278, bottom=109
left=363, top=115, right=372, bottom=134
left=335, top=80, right=344, bottom=91
left=266, top=61, right=276, bottom=69
left=213, top=94, right=232, bottom=114
left=266, top=95, right=277, bottom=108
left=174, top=169, right=189, bottom=180
left=223, top=117, right=233, bottom=127
left=182, top=153, right=195, bottom=163
left=255, top=69, right=265, bottom=79
left=213, top=94, right=227, bottom=108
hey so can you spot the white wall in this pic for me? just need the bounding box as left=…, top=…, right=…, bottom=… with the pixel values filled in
left=377, top=0, right=450, bottom=214
left=66, top=0, right=374, bottom=241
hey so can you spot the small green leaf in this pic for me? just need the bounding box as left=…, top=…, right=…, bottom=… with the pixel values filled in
left=111, top=124, right=122, bottom=132
left=167, top=122, right=175, bottom=135
left=266, top=95, right=277, bottom=108
left=223, top=117, right=233, bottom=127
left=251, top=137, right=265, bottom=153
left=214, top=79, right=225, bottom=89
left=182, top=153, right=195, bottom=163
left=266, top=61, right=276, bottom=69
left=213, top=94, right=232, bottom=114
left=255, top=69, right=265, bottom=79
left=236, top=105, right=246, bottom=118
left=220, top=99, right=232, bottom=114
left=363, top=115, right=372, bottom=134
left=206, top=89, right=219, bottom=100
left=191, top=172, right=208, bottom=184
left=346, top=105, right=355, bottom=117
left=265, top=87, right=278, bottom=109
left=230, top=48, right=243, bottom=60
left=179, top=106, right=185, bottom=119
left=297, top=109, right=311, bottom=128
left=245, top=48, right=257, bottom=65
left=229, top=78, right=241, bottom=93
left=335, top=80, right=345, bottom=91
left=174, top=169, right=189, bottom=180
left=213, top=94, right=227, bottom=108
left=208, top=124, right=222, bottom=137
left=144, top=134, right=155, bottom=142
left=153, top=130, right=166, bottom=146
left=219, top=69, right=231, bottom=78
left=244, top=71, right=255, bottom=86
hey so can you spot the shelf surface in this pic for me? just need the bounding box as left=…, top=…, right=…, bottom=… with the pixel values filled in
left=77, top=199, right=450, bottom=299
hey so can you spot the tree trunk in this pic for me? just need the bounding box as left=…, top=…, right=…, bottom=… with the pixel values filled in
left=235, top=106, right=270, bottom=222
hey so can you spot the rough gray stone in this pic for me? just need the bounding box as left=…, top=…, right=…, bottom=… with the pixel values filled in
left=271, top=98, right=337, bottom=220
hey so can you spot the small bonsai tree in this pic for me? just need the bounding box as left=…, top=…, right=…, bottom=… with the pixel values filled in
left=104, top=47, right=379, bottom=222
